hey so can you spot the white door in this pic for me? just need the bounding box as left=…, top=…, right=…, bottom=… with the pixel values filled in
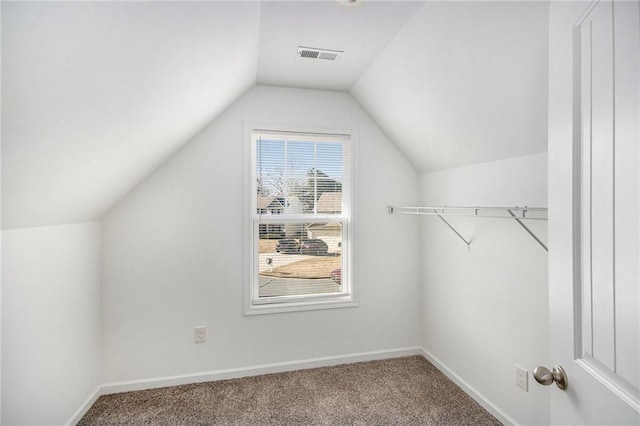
left=548, top=0, right=640, bottom=423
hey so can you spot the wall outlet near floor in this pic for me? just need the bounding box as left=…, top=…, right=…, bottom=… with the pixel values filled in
left=194, top=326, right=207, bottom=343
left=515, top=365, right=528, bottom=391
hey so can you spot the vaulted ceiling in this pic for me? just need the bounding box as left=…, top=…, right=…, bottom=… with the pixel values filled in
left=352, top=1, right=549, bottom=173
left=1, top=1, right=549, bottom=230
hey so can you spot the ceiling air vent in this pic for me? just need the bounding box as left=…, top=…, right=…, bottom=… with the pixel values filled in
left=297, top=46, right=343, bottom=61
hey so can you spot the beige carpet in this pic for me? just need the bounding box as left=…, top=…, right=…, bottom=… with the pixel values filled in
left=79, top=356, right=501, bottom=425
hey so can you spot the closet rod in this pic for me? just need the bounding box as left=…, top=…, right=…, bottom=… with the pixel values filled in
left=388, top=205, right=548, bottom=251
left=387, top=205, right=547, bottom=219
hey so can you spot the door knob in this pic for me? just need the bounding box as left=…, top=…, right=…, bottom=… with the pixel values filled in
left=533, top=364, right=568, bottom=390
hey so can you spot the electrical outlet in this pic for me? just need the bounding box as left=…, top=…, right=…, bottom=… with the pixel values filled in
left=515, top=365, right=528, bottom=391
left=194, top=326, right=207, bottom=343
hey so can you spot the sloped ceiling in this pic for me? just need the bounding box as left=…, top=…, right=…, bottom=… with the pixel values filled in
left=2, top=1, right=261, bottom=229
left=2, top=1, right=549, bottom=229
left=351, top=1, right=549, bottom=173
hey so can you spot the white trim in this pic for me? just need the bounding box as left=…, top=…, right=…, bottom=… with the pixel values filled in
left=243, top=121, right=254, bottom=316
left=420, top=348, right=519, bottom=426
left=101, top=347, right=423, bottom=395
left=245, top=298, right=357, bottom=315
left=65, top=386, right=102, bottom=426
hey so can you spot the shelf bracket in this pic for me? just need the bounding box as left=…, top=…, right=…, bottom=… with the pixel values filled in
left=433, top=209, right=471, bottom=248
left=507, top=209, right=548, bottom=252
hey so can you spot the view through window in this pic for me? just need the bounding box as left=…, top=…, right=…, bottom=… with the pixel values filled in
left=251, top=130, right=351, bottom=306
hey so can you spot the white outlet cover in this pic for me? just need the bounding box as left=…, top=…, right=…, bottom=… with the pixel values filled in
left=194, top=326, right=207, bottom=343
left=515, top=365, right=528, bottom=391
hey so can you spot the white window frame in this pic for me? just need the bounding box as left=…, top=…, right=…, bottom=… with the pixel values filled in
left=244, top=123, right=357, bottom=315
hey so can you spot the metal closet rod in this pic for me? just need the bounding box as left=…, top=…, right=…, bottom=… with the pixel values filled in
left=387, top=205, right=548, bottom=251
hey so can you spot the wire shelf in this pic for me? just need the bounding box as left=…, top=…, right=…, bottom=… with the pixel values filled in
left=388, top=205, right=548, bottom=251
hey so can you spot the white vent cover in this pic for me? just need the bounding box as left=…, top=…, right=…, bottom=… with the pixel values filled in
left=297, top=46, right=343, bottom=61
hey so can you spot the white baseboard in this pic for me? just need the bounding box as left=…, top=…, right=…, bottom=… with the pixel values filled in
left=419, top=348, right=518, bottom=426
left=66, top=386, right=101, bottom=426
left=101, top=347, right=423, bottom=395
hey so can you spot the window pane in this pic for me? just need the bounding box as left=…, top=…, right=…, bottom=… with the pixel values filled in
left=314, top=143, right=343, bottom=214
left=257, top=222, right=343, bottom=298
left=287, top=141, right=316, bottom=212
left=256, top=137, right=344, bottom=215
left=316, top=142, right=343, bottom=182
left=256, top=139, right=284, bottom=207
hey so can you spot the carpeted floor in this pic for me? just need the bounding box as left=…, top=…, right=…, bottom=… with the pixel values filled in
left=79, top=356, right=501, bottom=425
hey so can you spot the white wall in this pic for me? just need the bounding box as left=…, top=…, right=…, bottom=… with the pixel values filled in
left=102, top=85, right=420, bottom=383
left=419, top=153, right=549, bottom=425
left=2, top=222, right=102, bottom=425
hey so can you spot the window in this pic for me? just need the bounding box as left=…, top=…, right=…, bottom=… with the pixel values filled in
left=246, top=128, right=355, bottom=314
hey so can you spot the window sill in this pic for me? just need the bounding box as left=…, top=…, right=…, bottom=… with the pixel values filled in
left=244, top=296, right=357, bottom=315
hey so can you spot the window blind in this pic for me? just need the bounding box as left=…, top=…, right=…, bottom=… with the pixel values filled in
left=251, top=130, right=352, bottom=302
left=254, top=133, right=351, bottom=218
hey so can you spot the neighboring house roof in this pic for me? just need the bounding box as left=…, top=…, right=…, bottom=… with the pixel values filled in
left=257, top=196, right=284, bottom=210
left=317, top=192, right=342, bottom=213
left=257, top=196, right=302, bottom=211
